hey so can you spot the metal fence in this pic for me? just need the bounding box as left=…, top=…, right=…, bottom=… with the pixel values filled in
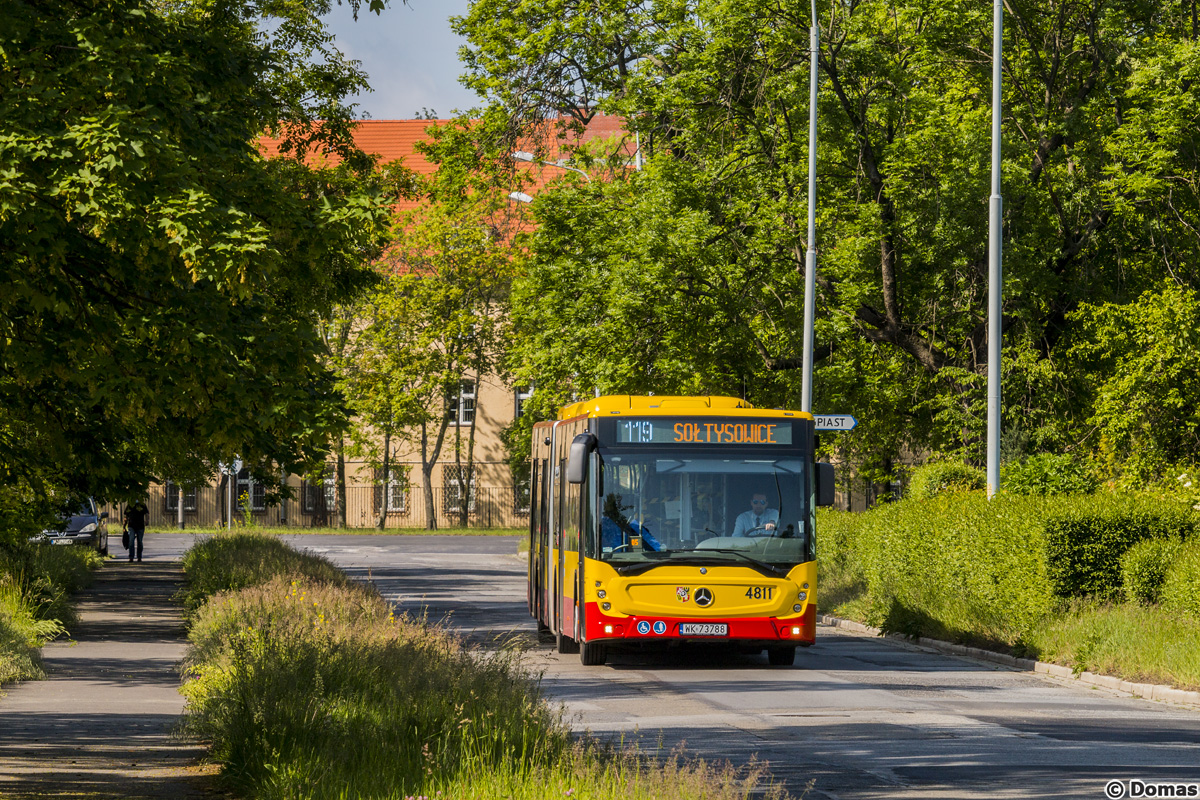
left=106, top=484, right=530, bottom=530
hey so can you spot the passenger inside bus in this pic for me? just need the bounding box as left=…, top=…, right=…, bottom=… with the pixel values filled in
left=731, top=491, right=780, bottom=537
left=601, top=493, right=663, bottom=552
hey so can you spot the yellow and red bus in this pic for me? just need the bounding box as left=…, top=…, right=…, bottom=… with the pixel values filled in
left=528, top=395, right=835, bottom=666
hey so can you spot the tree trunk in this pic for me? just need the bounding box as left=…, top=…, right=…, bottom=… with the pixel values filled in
left=336, top=437, right=347, bottom=529
left=462, top=380, right=480, bottom=529
left=376, top=428, right=391, bottom=530
left=421, top=421, right=437, bottom=530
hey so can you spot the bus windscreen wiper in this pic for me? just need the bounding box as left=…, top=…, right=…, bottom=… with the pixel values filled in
left=614, top=549, right=787, bottom=579
left=700, top=548, right=789, bottom=577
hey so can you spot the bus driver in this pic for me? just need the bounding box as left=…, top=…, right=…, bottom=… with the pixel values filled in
left=732, top=492, right=779, bottom=537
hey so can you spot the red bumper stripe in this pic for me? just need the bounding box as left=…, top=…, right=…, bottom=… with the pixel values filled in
left=584, top=602, right=816, bottom=645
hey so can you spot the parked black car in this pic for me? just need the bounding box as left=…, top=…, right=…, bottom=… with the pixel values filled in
left=34, top=498, right=110, bottom=556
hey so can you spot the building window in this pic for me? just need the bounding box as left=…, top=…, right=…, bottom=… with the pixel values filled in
left=236, top=469, right=267, bottom=512
left=448, top=380, right=476, bottom=425
left=302, top=467, right=336, bottom=514
left=515, top=386, right=533, bottom=419
left=442, top=464, right=477, bottom=515
left=513, top=479, right=531, bottom=516
left=374, top=466, right=409, bottom=515
left=164, top=481, right=197, bottom=513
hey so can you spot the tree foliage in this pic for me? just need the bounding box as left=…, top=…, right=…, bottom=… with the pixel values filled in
left=0, top=0, right=397, bottom=536
left=456, top=0, right=1200, bottom=480
left=336, top=115, right=523, bottom=528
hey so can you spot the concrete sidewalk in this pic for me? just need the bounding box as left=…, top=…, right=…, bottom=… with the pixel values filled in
left=0, top=559, right=224, bottom=799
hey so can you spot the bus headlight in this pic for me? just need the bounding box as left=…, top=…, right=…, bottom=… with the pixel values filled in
left=793, top=604, right=803, bottom=613
left=796, top=591, right=807, bottom=602
left=597, top=590, right=606, bottom=599
left=601, top=602, right=611, bottom=611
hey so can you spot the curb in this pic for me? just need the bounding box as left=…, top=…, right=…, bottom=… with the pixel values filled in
left=817, top=613, right=1200, bottom=710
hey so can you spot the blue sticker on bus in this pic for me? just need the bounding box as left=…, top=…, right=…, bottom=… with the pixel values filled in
left=636, top=620, right=651, bottom=635
left=653, top=620, right=667, bottom=635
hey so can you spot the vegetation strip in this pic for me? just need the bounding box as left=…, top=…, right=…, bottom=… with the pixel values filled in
left=179, top=532, right=785, bottom=800
left=0, top=545, right=100, bottom=688
left=819, top=471, right=1200, bottom=693
left=817, top=613, right=1200, bottom=710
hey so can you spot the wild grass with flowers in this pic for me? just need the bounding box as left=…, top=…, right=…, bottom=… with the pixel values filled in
left=180, top=532, right=785, bottom=800
left=0, top=542, right=100, bottom=686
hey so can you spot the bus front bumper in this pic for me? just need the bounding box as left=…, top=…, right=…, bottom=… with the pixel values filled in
left=584, top=603, right=816, bottom=646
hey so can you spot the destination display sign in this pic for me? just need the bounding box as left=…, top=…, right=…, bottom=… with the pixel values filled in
left=615, top=419, right=793, bottom=446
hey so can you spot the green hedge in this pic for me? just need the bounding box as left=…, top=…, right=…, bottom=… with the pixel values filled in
left=1121, top=537, right=1184, bottom=604
left=1044, top=497, right=1198, bottom=600
left=821, top=495, right=1055, bottom=646
left=1162, top=540, right=1200, bottom=619
left=905, top=461, right=985, bottom=501
left=817, top=493, right=1199, bottom=648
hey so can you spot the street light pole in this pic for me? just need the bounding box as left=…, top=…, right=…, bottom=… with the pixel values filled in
left=800, top=0, right=820, bottom=414
left=986, top=0, right=1004, bottom=498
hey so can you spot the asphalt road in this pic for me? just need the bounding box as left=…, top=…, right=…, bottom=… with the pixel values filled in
left=157, top=533, right=1200, bottom=800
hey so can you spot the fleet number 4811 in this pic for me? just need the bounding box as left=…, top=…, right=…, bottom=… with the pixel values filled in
left=745, top=586, right=774, bottom=599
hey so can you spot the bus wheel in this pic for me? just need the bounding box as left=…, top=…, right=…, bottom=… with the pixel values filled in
left=580, top=640, right=607, bottom=666
left=556, top=629, right=579, bottom=654
left=766, top=646, right=796, bottom=666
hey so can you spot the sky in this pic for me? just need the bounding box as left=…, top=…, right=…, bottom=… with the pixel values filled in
left=322, top=0, right=479, bottom=120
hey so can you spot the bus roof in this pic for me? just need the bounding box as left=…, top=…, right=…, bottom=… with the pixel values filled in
left=557, top=395, right=814, bottom=421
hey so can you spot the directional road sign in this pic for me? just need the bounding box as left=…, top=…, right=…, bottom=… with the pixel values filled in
left=814, top=414, right=858, bottom=432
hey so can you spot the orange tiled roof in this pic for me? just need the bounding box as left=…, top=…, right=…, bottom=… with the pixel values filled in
left=258, top=115, right=632, bottom=171
left=259, top=116, right=632, bottom=216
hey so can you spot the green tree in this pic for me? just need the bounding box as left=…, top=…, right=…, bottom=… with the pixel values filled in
left=458, top=0, right=1200, bottom=477
left=338, top=117, right=522, bottom=529
left=0, top=0, right=398, bottom=540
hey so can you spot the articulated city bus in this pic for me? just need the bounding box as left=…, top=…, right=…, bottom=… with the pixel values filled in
left=528, top=395, right=835, bottom=666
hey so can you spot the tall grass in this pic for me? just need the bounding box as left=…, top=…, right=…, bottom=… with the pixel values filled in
left=178, top=531, right=351, bottom=613
left=0, top=544, right=99, bottom=685
left=1027, top=601, right=1200, bottom=691
left=180, top=533, right=784, bottom=800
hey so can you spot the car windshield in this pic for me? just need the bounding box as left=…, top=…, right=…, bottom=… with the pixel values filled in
left=73, top=499, right=95, bottom=516
left=593, top=453, right=814, bottom=569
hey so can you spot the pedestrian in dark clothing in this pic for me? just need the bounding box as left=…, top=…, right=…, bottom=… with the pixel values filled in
left=123, top=500, right=149, bottom=562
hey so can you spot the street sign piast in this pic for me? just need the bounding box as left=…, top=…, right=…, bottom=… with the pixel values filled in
left=814, top=414, right=858, bottom=432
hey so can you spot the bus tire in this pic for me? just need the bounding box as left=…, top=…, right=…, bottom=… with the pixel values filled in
left=580, top=640, right=607, bottom=666
left=767, top=646, right=796, bottom=666
left=556, top=629, right=579, bottom=654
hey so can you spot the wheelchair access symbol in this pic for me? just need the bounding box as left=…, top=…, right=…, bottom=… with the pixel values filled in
left=636, top=620, right=651, bottom=635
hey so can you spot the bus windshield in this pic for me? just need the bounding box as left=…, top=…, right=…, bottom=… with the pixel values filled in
left=594, top=452, right=814, bottom=569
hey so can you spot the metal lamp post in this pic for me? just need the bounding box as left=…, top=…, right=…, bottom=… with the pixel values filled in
left=986, top=0, right=1004, bottom=498
left=800, top=0, right=820, bottom=414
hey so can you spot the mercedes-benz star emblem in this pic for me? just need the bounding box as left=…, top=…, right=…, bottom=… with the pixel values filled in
left=694, top=587, right=714, bottom=607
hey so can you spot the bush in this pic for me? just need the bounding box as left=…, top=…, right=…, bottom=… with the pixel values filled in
left=181, top=540, right=773, bottom=800
left=831, top=493, right=1056, bottom=647
left=0, top=544, right=97, bottom=685
left=1002, top=453, right=1098, bottom=496
left=1044, top=497, right=1198, bottom=600
left=1162, top=540, right=1200, bottom=619
left=815, top=493, right=1199, bottom=648
left=1121, top=537, right=1184, bottom=604
left=178, top=532, right=350, bottom=613
left=906, top=461, right=985, bottom=500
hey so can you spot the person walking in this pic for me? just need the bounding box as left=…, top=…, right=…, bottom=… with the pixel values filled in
left=123, top=498, right=149, bottom=562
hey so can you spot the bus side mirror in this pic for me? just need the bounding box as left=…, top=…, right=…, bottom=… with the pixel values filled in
left=815, top=462, right=836, bottom=507
left=566, top=433, right=598, bottom=484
